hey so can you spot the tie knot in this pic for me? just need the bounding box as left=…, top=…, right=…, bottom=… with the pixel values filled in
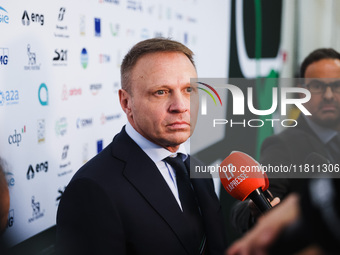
left=164, top=154, right=188, bottom=176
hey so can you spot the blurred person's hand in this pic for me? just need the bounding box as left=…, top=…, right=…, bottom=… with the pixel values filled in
left=248, top=196, right=281, bottom=219
left=227, top=194, right=299, bottom=255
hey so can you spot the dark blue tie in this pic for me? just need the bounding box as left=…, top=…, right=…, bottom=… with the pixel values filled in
left=164, top=155, right=206, bottom=255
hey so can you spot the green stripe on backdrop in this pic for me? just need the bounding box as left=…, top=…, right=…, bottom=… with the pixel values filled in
left=254, top=0, right=277, bottom=160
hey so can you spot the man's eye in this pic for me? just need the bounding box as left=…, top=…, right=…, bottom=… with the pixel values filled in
left=155, top=90, right=165, bottom=95
left=309, top=81, right=323, bottom=89
left=333, top=82, right=340, bottom=88
left=312, top=84, right=321, bottom=89
left=186, top=87, right=193, bottom=93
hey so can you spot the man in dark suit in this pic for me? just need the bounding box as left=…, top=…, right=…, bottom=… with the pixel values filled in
left=56, top=38, right=226, bottom=255
left=230, top=48, right=340, bottom=233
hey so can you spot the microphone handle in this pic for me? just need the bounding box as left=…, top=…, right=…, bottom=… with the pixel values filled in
left=263, top=189, right=274, bottom=201
left=248, top=188, right=272, bottom=212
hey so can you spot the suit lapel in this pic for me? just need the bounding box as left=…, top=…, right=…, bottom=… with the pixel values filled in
left=111, top=127, right=195, bottom=254
left=186, top=156, right=226, bottom=254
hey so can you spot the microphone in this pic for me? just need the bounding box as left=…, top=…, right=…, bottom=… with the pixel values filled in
left=263, top=172, right=274, bottom=201
left=219, top=151, right=272, bottom=212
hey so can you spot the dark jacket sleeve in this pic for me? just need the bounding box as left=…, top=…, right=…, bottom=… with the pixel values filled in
left=229, top=199, right=254, bottom=234
left=300, top=178, right=340, bottom=253
left=56, top=178, right=126, bottom=255
left=269, top=178, right=340, bottom=255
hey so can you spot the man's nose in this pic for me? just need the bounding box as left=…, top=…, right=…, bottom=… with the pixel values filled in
left=169, top=91, right=188, bottom=113
left=323, top=85, right=335, bottom=100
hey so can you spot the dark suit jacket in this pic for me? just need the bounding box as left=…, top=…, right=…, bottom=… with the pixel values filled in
left=56, top=127, right=226, bottom=255
left=230, top=115, right=333, bottom=233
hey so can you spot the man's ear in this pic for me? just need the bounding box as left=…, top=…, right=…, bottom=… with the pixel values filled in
left=119, top=89, right=132, bottom=116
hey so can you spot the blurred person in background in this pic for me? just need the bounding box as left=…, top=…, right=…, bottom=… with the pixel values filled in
left=231, top=48, right=340, bottom=233
left=227, top=178, right=340, bottom=255
left=0, top=158, right=10, bottom=253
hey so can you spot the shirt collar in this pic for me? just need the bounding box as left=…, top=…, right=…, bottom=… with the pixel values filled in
left=303, top=115, right=339, bottom=144
left=125, top=122, right=188, bottom=163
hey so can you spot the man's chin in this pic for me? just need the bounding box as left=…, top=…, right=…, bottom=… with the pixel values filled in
left=316, top=116, right=340, bottom=129
left=163, top=134, right=190, bottom=147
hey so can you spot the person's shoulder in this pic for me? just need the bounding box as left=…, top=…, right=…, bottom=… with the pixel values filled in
left=260, top=120, right=323, bottom=166
left=71, top=140, right=124, bottom=184
left=263, top=120, right=316, bottom=148
left=270, top=115, right=316, bottom=142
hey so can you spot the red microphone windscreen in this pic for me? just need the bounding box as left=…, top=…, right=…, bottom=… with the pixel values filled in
left=219, top=151, right=267, bottom=201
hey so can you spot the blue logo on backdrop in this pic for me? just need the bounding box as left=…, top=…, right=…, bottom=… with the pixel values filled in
left=127, top=1, right=143, bottom=11
left=184, top=32, right=188, bottom=44
left=81, top=48, right=88, bottom=69
left=0, top=48, right=9, bottom=65
left=0, top=7, right=9, bottom=24
left=0, top=89, right=19, bottom=106
left=99, top=0, right=119, bottom=4
left=38, top=83, right=48, bottom=106
left=6, top=172, right=15, bottom=187
left=97, top=140, right=103, bottom=153
left=8, top=126, right=26, bottom=147
left=94, top=18, right=101, bottom=36
left=141, top=28, right=150, bottom=39
left=76, top=118, right=93, bottom=128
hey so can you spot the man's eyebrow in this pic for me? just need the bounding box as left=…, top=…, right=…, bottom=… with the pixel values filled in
left=150, top=83, right=194, bottom=89
left=148, top=84, right=171, bottom=89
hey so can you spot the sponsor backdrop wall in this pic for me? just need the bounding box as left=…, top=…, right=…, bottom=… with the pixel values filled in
left=0, top=0, right=230, bottom=247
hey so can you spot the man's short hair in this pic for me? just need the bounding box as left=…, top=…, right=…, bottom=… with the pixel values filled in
left=300, top=48, right=340, bottom=78
left=121, top=38, right=195, bottom=93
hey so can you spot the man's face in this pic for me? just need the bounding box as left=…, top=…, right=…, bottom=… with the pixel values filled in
left=303, top=58, right=340, bottom=130
left=120, top=52, right=199, bottom=152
